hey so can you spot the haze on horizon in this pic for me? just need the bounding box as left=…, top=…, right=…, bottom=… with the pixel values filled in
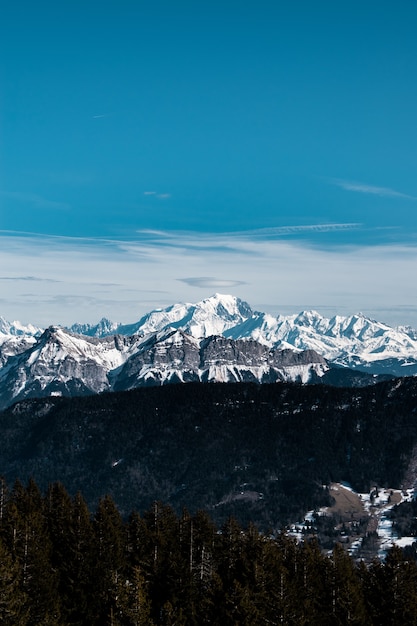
left=1, top=2, right=417, bottom=329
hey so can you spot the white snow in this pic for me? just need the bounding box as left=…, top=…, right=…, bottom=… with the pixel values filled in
left=3, top=294, right=417, bottom=374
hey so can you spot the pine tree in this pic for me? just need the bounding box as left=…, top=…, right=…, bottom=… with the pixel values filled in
left=126, top=511, right=154, bottom=580
left=91, top=494, right=127, bottom=624
left=290, top=538, right=331, bottom=625
left=3, top=479, right=61, bottom=625
left=330, top=543, right=368, bottom=625
left=183, top=509, right=217, bottom=624
left=64, top=491, right=96, bottom=625
left=44, top=485, right=95, bottom=625
left=216, top=516, right=243, bottom=590
left=255, top=533, right=298, bottom=625
left=142, top=502, right=183, bottom=620
left=0, top=475, right=9, bottom=525
left=116, top=565, right=155, bottom=626
left=0, top=537, right=28, bottom=625
left=360, top=557, right=386, bottom=624
left=382, top=545, right=417, bottom=624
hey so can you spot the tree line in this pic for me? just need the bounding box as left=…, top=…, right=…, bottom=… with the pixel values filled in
left=2, top=478, right=417, bottom=624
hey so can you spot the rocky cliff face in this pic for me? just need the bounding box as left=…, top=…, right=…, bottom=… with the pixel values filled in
left=0, top=325, right=329, bottom=409
left=113, top=330, right=328, bottom=390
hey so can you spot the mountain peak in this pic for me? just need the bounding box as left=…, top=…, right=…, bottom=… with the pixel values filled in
left=69, top=317, right=120, bottom=338
left=0, top=316, right=41, bottom=337
left=294, top=310, right=324, bottom=325
left=202, top=292, right=249, bottom=307
left=194, top=293, right=253, bottom=320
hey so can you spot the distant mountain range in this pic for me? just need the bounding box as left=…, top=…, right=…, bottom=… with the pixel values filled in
left=1, top=293, right=417, bottom=409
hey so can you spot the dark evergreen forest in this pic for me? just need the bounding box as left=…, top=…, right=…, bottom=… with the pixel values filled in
left=2, top=379, right=417, bottom=530
left=2, top=478, right=417, bottom=625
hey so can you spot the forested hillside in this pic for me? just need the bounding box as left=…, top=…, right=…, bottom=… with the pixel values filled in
left=1, top=379, right=417, bottom=529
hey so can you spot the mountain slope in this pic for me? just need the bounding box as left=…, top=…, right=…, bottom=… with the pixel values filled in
left=113, top=329, right=328, bottom=390
left=0, top=325, right=328, bottom=410
left=2, top=378, right=417, bottom=528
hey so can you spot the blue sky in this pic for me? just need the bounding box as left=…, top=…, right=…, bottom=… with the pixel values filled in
left=1, top=1, right=417, bottom=327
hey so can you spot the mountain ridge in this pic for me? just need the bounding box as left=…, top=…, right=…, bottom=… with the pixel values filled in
left=3, top=293, right=417, bottom=368
left=1, top=293, right=417, bottom=409
left=0, top=324, right=329, bottom=410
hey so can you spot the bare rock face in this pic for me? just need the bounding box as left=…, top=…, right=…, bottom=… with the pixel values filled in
left=113, top=330, right=202, bottom=388
left=200, top=336, right=269, bottom=367
left=113, top=331, right=329, bottom=390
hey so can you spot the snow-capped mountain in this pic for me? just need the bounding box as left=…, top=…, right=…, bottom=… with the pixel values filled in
left=0, top=316, right=41, bottom=369
left=1, top=293, right=417, bottom=409
left=223, top=309, right=417, bottom=375
left=0, top=316, right=41, bottom=338
left=0, top=324, right=327, bottom=410
left=69, top=317, right=120, bottom=338
left=68, top=294, right=417, bottom=376
left=0, top=327, right=134, bottom=409
left=69, top=293, right=253, bottom=339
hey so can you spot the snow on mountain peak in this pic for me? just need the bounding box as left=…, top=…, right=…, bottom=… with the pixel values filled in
left=293, top=310, right=325, bottom=328
left=57, top=296, right=417, bottom=370
left=100, top=294, right=253, bottom=340
left=180, top=294, right=253, bottom=337
left=69, top=317, right=120, bottom=338
left=199, top=293, right=252, bottom=316
left=0, top=316, right=41, bottom=337
left=2, top=295, right=417, bottom=383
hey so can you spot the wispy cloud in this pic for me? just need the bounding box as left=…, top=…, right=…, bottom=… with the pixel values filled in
left=179, top=277, right=247, bottom=288
left=137, top=223, right=362, bottom=249
left=224, top=223, right=361, bottom=239
left=143, top=191, right=171, bottom=199
left=329, top=178, right=416, bottom=200
left=0, top=230, right=130, bottom=248
left=0, top=191, right=70, bottom=211
left=0, top=275, right=60, bottom=283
